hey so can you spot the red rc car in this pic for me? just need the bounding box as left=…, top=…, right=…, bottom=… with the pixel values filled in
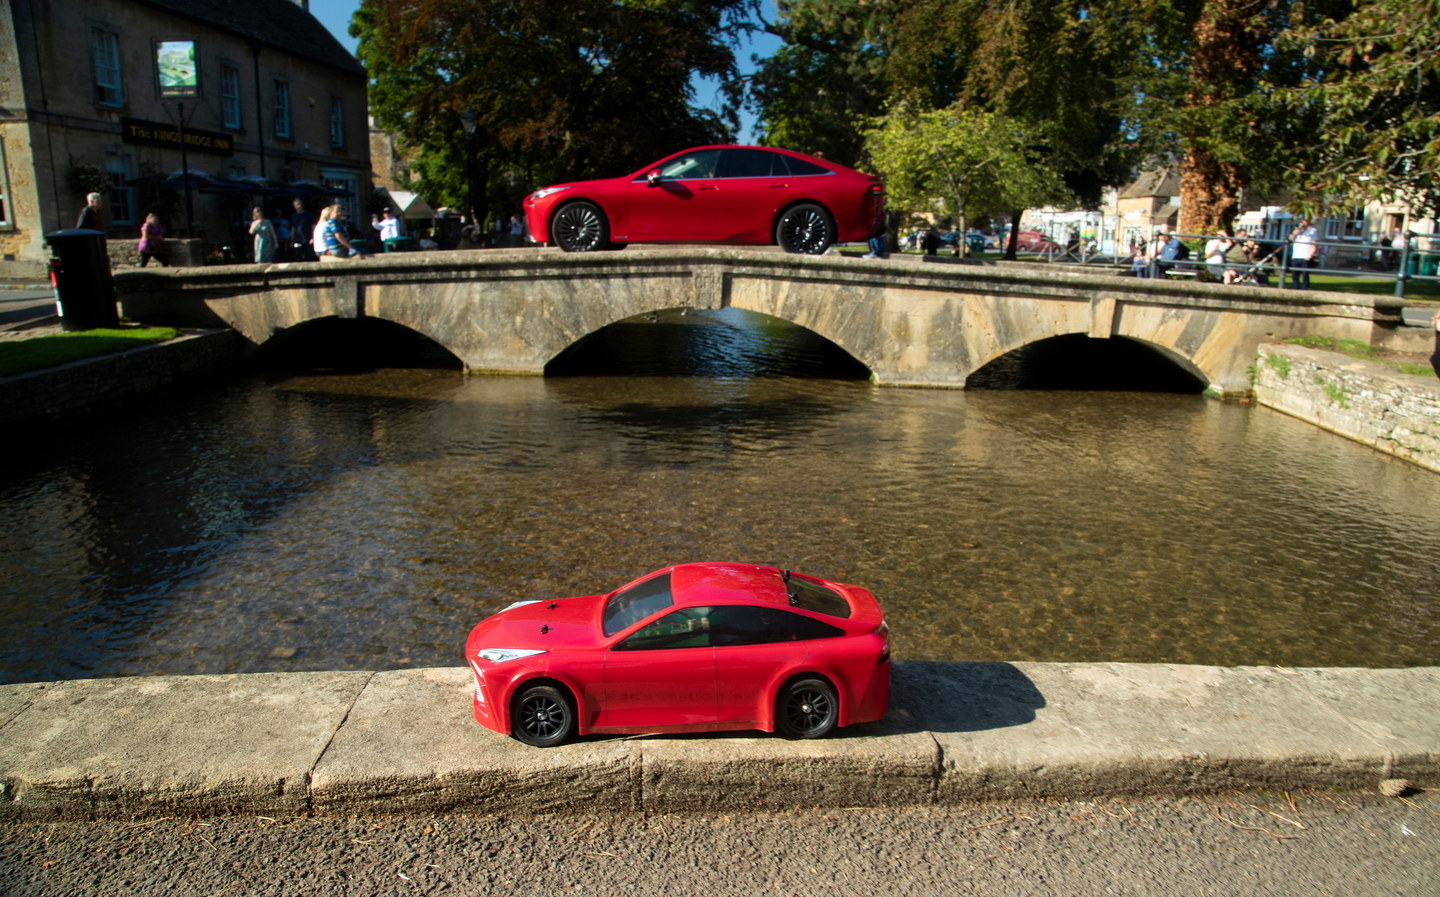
left=465, top=563, right=891, bottom=746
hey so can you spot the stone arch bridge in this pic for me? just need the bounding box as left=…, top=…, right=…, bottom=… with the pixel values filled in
left=115, top=247, right=1405, bottom=396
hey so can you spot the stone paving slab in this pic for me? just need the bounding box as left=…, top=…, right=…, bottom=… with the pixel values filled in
left=1, top=662, right=1435, bottom=820
left=0, top=672, right=371, bottom=820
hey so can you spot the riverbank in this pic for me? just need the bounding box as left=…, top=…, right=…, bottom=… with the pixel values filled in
left=1, top=662, right=1434, bottom=820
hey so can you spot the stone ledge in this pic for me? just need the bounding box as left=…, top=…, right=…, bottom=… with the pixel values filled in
left=1, top=661, right=1433, bottom=821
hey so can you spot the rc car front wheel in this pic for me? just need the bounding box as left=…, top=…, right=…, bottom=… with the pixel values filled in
left=512, top=684, right=575, bottom=747
left=775, top=203, right=834, bottom=255
left=552, top=201, right=609, bottom=252
left=775, top=677, right=838, bottom=739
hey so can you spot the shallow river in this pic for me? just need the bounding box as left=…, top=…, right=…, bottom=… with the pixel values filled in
left=2, top=310, right=1437, bottom=682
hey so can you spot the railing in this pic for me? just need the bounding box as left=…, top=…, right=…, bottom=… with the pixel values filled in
left=1034, top=230, right=1439, bottom=299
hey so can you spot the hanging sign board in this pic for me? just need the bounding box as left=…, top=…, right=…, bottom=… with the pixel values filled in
left=156, top=40, right=199, bottom=99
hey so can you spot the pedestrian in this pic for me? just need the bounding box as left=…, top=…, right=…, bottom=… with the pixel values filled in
left=137, top=212, right=168, bottom=267
left=373, top=207, right=400, bottom=243
left=1204, top=228, right=1234, bottom=281
left=290, top=199, right=317, bottom=261
left=864, top=221, right=888, bottom=259
left=249, top=207, right=278, bottom=263
left=77, top=192, right=105, bottom=231
left=1131, top=236, right=1153, bottom=277
left=317, top=203, right=359, bottom=261
left=1157, top=232, right=1187, bottom=276
left=1288, top=218, right=1318, bottom=289
left=921, top=227, right=939, bottom=257
left=508, top=214, right=524, bottom=248
left=418, top=229, right=440, bottom=251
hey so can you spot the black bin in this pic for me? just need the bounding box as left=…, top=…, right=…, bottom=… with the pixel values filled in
left=45, top=228, right=119, bottom=332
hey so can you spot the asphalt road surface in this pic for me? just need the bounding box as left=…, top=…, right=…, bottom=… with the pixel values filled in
left=2, top=790, right=1436, bottom=896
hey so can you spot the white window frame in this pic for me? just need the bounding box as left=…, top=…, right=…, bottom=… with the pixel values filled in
left=273, top=79, right=292, bottom=139
left=320, top=168, right=360, bottom=222
left=91, top=27, right=123, bottom=107
left=221, top=65, right=242, bottom=129
left=1323, top=208, right=1365, bottom=241
left=329, top=97, right=345, bottom=147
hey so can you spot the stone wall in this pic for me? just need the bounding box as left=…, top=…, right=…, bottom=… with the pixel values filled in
left=0, top=330, right=246, bottom=428
left=1254, top=341, right=1440, bottom=473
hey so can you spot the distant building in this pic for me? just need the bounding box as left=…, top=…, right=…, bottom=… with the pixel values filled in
left=0, top=0, right=368, bottom=271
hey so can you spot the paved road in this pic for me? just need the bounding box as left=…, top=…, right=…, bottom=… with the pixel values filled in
left=2, top=790, right=1435, bottom=896
left=0, top=288, right=56, bottom=331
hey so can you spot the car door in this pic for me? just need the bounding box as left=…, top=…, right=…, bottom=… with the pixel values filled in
left=707, top=605, right=841, bottom=726
left=622, top=149, right=724, bottom=241
left=708, top=149, right=789, bottom=241
left=601, top=606, right=717, bottom=729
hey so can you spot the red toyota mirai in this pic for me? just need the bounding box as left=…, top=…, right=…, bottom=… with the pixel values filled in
left=465, top=562, right=891, bottom=746
left=523, top=145, right=886, bottom=255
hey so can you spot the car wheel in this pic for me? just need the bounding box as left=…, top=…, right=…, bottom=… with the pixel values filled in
left=511, top=684, right=575, bottom=747
left=775, top=677, right=838, bottom=739
left=775, top=203, right=834, bottom=255
left=552, top=201, right=609, bottom=253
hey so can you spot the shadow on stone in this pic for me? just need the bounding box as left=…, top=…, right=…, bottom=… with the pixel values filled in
left=888, top=660, right=1046, bottom=734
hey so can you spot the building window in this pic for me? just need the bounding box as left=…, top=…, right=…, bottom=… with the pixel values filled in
left=329, top=98, right=345, bottom=147
left=1323, top=208, right=1365, bottom=241
left=106, top=157, right=134, bottom=226
left=91, top=28, right=123, bottom=107
left=221, top=66, right=242, bottom=129
left=320, top=168, right=360, bottom=222
left=273, top=80, right=292, bottom=139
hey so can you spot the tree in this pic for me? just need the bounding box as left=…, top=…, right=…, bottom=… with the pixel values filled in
left=748, top=0, right=891, bottom=166
left=864, top=103, right=1065, bottom=243
left=1274, top=0, right=1440, bottom=220
left=353, top=0, right=753, bottom=216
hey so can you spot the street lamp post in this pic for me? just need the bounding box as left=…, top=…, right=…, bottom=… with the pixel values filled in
left=460, top=108, right=478, bottom=244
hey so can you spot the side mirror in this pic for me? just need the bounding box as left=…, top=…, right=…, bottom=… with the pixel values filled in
left=646, top=170, right=662, bottom=187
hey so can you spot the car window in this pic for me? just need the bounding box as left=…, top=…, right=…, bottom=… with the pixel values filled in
left=717, top=149, right=783, bottom=179
left=656, top=150, right=720, bottom=180
left=602, top=572, right=674, bottom=636
left=708, top=605, right=844, bottom=647
left=613, top=606, right=713, bottom=651
left=784, top=575, right=853, bottom=617
left=776, top=155, right=830, bottom=177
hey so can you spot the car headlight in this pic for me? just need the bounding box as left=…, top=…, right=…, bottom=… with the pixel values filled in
left=478, top=648, right=547, bottom=664
left=529, top=185, right=571, bottom=201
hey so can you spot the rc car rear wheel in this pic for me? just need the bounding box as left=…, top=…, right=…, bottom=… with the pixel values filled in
left=775, top=677, right=838, bottom=739
left=512, top=684, right=575, bottom=747
left=552, top=201, right=609, bottom=252
left=775, top=203, right=834, bottom=255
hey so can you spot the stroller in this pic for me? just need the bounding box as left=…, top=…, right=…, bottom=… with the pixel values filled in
left=1232, top=243, right=1281, bottom=286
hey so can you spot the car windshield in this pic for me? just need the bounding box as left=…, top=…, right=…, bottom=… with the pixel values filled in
left=785, top=575, right=852, bottom=618
left=602, top=572, right=674, bottom=636
left=654, top=150, right=720, bottom=180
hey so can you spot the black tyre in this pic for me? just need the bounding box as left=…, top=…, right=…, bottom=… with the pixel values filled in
left=775, top=677, right=838, bottom=739
left=775, top=203, right=834, bottom=255
left=552, top=201, right=609, bottom=252
left=511, top=684, right=575, bottom=747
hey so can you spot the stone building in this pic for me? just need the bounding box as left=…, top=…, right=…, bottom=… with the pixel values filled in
left=0, top=0, right=368, bottom=274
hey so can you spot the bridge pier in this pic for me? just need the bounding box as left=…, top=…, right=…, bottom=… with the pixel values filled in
left=115, top=247, right=1404, bottom=394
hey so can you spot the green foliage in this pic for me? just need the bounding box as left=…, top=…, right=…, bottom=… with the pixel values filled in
left=864, top=103, right=1065, bottom=235
left=1264, top=352, right=1292, bottom=380
left=354, top=0, right=753, bottom=215
left=1272, top=0, right=1440, bottom=218
left=748, top=0, right=891, bottom=166
left=0, top=328, right=180, bottom=378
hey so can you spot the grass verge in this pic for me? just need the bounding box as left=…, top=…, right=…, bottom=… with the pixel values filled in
left=1282, top=335, right=1437, bottom=379
left=0, top=327, right=181, bottom=377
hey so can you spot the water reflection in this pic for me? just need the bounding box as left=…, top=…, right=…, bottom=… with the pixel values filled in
left=1, top=313, right=1437, bottom=683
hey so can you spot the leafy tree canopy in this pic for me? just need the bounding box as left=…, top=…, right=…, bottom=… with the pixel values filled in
left=864, top=103, right=1066, bottom=236
left=354, top=0, right=755, bottom=214
left=1274, top=0, right=1440, bottom=219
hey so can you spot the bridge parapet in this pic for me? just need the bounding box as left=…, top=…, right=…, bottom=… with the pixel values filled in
left=115, top=248, right=1405, bottom=395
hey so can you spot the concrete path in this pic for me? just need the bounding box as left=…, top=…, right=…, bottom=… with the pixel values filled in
left=2, top=661, right=1434, bottom=821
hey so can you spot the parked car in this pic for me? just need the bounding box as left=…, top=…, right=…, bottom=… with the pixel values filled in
left=1011, top=230, right=1060, bottom=252
left=465, top=562, right=891, bottom=746
left=523, top=146, right=886, bottom=255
